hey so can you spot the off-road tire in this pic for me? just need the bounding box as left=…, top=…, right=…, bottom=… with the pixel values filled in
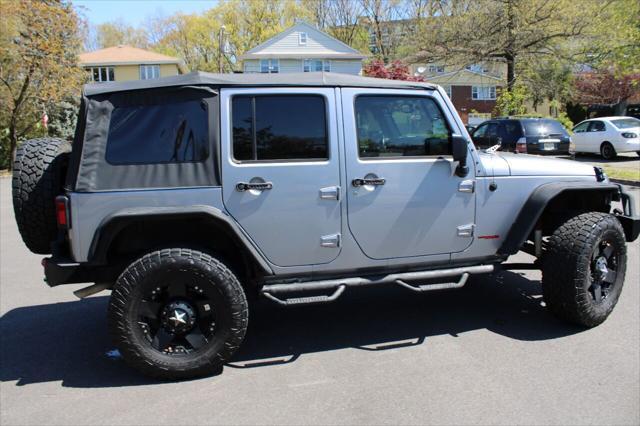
left=542, top=212, right=626, bottom=327
left=600, top=142, right=616, bottom=160
left=12, top=138, right=71, bottom=254
left=108, top=248, right=249, bottom=380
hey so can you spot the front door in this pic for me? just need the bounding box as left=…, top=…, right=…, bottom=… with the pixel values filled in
left=220, top=88, right=341, bottom=267
left=341, top=88, right=475, bottom=260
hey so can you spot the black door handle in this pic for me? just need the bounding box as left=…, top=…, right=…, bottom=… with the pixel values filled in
left=236, top=182, right=273, bottom=192
left=352, top=177, right=386, bottom=187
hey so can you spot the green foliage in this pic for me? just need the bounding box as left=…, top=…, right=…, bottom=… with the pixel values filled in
left=494, top=85, right=528, bottom=116
left=48, top=99, right=80, bottom=141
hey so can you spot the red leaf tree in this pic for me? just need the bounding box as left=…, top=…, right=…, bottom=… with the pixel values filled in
left=573, top=69, right=640, bottom=106
left=363, top=59, right=425, bottom=82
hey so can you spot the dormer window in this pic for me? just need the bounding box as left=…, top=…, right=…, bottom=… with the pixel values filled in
left=299, top=32, right=307, bottom=45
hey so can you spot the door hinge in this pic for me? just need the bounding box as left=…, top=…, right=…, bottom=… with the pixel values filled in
left=319, top=186, right=340, bottom=201
left=457, top=224, right=475, bottom=238
left=320, top=233, right=341, bottom=248
left=458, top=179, right=475, bottom=193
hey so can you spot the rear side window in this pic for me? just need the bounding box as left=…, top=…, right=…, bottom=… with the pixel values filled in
left=355, top=95, right=451, bottom=158
left=503, top=121, right=523, bottom=137
left=231, top=95, right=328, bottom=161
left=522, top=119, right=568, bottom=136
left=106, top=100, right=209, bottom=165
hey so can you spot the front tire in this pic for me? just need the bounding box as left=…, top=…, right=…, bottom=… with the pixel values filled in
left=108, top=248, right=249, bottom=379
left=542, top=212, right=627, bottom=327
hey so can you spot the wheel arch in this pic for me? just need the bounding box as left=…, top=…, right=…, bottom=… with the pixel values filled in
left=88, top=206, right=273, bottom=277
left=498, top=181, right=621, bottom=256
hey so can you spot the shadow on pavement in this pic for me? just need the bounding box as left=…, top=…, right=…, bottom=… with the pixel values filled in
left=0, top=270, right=583, bottom=388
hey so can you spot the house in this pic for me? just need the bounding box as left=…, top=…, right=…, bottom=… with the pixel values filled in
left=78, top=45, right=185, bottom=83
left=412, top=62, right=506, bottom=125
left=240, top=22, right=367, bottom=75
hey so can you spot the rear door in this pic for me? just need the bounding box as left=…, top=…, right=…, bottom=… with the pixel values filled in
left=220, top=88, right=341, bottom=267
left=341, top=88, right=475, bottom=259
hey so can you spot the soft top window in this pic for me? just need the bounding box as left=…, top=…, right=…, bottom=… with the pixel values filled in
left=106, top=99, right=209, bottom=165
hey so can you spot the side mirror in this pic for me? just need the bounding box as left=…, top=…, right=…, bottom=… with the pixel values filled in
left=452, top=135, right=469, bottom=177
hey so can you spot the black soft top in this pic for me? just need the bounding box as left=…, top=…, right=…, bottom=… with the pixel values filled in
left=83, top=71, right=437, bottom=96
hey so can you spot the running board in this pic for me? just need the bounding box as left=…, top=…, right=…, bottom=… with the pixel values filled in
left=261, top=265, right=493, bottom=306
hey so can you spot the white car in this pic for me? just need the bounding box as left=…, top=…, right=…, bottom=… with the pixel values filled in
left=571, top=116, right=640, bottom=159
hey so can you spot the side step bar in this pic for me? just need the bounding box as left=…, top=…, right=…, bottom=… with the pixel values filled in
left=261, top=264, right=493, bottom=306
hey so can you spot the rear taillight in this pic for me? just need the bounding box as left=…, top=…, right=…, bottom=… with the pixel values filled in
left=515, top=137, right=527, bottom=153
left=55, top=196, right=70, bottom=229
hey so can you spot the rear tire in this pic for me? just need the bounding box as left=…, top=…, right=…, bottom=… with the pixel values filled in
left=108, top=248, right=249, bottom=379
left=542, top=212, right=626, bottom=327
left=11, top=138, right=71, bottom=254
left=600, top=142, right=616, bottom=160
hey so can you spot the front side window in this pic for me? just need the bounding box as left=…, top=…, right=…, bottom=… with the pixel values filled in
left=304, top=59, right=330, bottom=72
left=355, top=95, right=451, bottom=158
left=573, top=121, right=589, bottom=133
left=140, top=64, right=160, bottom=80
left=472, top=86, right=496, bottom=100
left=90, top=66, right=115, bottom=82
left=106, top=99, right=209, bottom=165
left=260, top=59, right=279, bottom=73
left=588, top=121, right=605, bottom=132
left=232, top=95, right=328, bottom=161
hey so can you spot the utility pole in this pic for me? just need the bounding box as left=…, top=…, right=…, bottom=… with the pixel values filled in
left=218, top=25, right=226, bottom=73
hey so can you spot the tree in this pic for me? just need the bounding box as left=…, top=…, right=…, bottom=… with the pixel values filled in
left=0, top=0, right=84, bottom=170
left=363, top=59, right=424, bottom=81
left=411, top=0, right=600, bottom=91
left=573, top=69, right=640, bottom=114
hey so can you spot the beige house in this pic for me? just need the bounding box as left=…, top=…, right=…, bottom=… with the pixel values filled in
left=240, top=22, right=367, bottom=75
left=78, top=45, right=185, bottom=83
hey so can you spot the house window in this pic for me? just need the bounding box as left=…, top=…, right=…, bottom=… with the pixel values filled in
left=428, top=65, right=445, bottom=74
left=260, top=59, right=279, bottom=73
left=466, top=63, right=489, bottom=73
left=140, top=64, right=160, bottom=80
left=472, top=86, right=496, bottom=100
left=303, top=59, right=330, bottom=72
left=299, top=32, right=307, bottom=45
left=89, top=66, right=115, bottom=82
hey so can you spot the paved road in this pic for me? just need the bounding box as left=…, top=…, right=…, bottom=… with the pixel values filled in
left=1, top=177, right=639, bottom=425
left=565, top=152, right=640, bottom=172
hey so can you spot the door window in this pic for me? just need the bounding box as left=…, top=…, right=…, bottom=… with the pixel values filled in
left=573, top=121, right=589, bottom=133
left=355, top=96, right=451, bottom=158
left=588, top=121, right=605, bottom=132
left=472, top=124, right=488, bottom=138
left=231, top=95, right=328, bottom=161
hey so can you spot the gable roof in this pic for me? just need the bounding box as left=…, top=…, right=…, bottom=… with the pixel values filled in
left=83, top=71, right=436, bottom=96
left=240, top=21, right=366, bottom=60
left=425, top=68, right=504, bottom=85
left=78, top=45, right=183, bottom=66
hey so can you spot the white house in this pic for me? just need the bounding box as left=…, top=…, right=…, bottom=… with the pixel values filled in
left=240, top=22, right=366, bottom=75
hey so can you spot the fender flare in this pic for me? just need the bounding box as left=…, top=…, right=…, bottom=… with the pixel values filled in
left=498, top=181, right=620, bottom=255
left=87, top=205, right=273, bottom=274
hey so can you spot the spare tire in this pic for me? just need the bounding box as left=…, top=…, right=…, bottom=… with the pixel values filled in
left=12, top=138, right=71, bottom=254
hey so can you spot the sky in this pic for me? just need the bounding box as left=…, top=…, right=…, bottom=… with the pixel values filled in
left=73, top=0, right=217, bottom=26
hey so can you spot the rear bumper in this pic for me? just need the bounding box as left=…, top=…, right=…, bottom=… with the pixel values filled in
left=43, top=257, right=118, bottom=287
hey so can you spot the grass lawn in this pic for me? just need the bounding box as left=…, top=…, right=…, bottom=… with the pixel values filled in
left=603, top=166, right=640, bottom=182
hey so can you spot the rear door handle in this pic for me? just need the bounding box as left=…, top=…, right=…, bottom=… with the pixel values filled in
left=352, top=178, right=386, bottom=187
left=236, top=182, right=273, bottom=192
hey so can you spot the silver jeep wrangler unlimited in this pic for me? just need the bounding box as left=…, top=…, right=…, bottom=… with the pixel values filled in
left=12, top=72, right=640, bottom=379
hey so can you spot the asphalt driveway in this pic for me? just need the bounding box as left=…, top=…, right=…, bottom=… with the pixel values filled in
left=1, top=176, right=639, bottom=425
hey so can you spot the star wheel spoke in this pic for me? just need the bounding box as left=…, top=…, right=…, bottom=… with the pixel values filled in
left=152, top=328, right=175, bottom=351
left=184, top=326, right=208, bottom=350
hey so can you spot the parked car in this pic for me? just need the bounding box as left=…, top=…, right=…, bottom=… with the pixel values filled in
left=571, top=116, right=640, bottom=159
left=471, top=118, right=571, bottom=155
left=11, top=72, right=640, bottom=379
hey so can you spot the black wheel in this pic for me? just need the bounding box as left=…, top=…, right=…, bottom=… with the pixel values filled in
left=600, top=142, right=616, bottom=160
left=108, top=248, right=249, bottom=379
left=542, top=212, right=627, bottom=327
left=12, top=138, right=71, bottom=254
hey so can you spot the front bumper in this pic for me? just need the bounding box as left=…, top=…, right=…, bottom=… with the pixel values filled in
left=616, top=185, right=640, bottom=242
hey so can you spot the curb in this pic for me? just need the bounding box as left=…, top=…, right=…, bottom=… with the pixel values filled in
left=611, top=178, right=640, bottom=187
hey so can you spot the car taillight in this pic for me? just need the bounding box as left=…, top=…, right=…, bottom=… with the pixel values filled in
left=621, top=132, right=637, bottom=138
left=55, top=196, right=70, bottom=228
left=516, top=137, right=527, bottom=153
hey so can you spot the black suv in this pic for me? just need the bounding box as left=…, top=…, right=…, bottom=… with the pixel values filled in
left=471, top=118, right=571, bottom=155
